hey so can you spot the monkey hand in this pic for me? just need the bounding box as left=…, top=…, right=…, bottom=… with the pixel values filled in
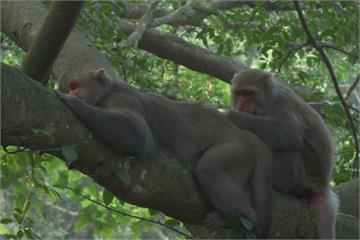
left=56, top=91, right=87, bottom=110
left=226, top=110, right=247, bottom=126
left=204, top=211, right=226, bottom=232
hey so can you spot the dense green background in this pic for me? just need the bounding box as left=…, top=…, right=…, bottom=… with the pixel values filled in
left=1, top=1, right=359, bottom=239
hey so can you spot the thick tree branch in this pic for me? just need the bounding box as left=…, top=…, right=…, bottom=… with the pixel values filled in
left=123, top=1, right=295, bottom=26
left=1, top=0, right=246, bottom=85
left=2, top=64, right=359, bottom=239
left=120, top=21, right=246, bottom=82
left=1, top=0, right=119, bottom=90
left=294, top=1, right=359, bottom=178
left=21, top=1, right=84, bottom=84
left=151, top=0, right=295, bottom=28
left=334, top=178, right=359, bottom=218
left=118, top=2, right=168, bottom=19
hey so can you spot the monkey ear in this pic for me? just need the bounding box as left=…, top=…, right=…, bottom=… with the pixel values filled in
left=94, top=68, right=109, bottom=85
left=231, top=71, right=243, bottom=84
left=95, top=68, right=106, bottom=78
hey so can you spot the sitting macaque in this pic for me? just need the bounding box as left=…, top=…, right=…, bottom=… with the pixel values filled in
left=228, top=69, right=339, bottom=239
left=58, top=69, right=272, bottom=237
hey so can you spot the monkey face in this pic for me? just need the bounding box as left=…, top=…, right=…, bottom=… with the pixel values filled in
left=232, top=89, right=257, bottom=114
left=231, top=69, right=275, bottom=115
left=67, top=68, right=113, bottom=105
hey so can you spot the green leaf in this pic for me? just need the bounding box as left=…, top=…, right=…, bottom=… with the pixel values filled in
left=53, top=170, right=69, bottom=188
left=165, top=219, right=181, bottom=226
left=147, top=208, right=159, bottom=216
left=31, top=128, right=50, bottom=137
left=16, top=230, right=24, bottom=238
left=24, top=229, right=35, bottom=239
left=0, top=218, right=13, bottom=224
left=102, top=190, right=114, bottom=206
left=214, top=229, right=227, bottom=238
left=240, top=216, right=254, bottom=230
left=116, top=197, right=125, bottom=205
left=61, top=145, right=78, bottom=165
left=74, top=214, right=91, bottom=232
left=116, top=165, right=131, bottom=186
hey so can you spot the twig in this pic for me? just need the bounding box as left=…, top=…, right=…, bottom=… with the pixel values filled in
left=294, top=1, right=359, bottom=177
left=151, top=1, right=200, bottom=28
left=345, top=74, right=360, bottom=101
left=277, top=41, right=309, bottom=73
left=318, top=43, right=359, bottom=59
left=21, top=154, right=35, bottom=226
left=64, top=186, right=192, bottom=238
left=119, top=0, right=160, bottom=48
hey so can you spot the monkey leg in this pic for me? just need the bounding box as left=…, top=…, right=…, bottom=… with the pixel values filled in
left=312, top=188, right=339, bottom=239
left=58, top=93, right=156, bottom=158
left=251, top=153, right=273, bottom=238
left=194, top=142, right=257, bottom=231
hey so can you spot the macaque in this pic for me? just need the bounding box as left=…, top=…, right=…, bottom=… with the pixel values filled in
left=58, top=69, right=272, bottom=237
left=228, top=69, right=339, bottom=239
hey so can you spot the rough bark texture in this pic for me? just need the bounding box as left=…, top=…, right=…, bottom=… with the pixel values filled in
left=1, top=0, right=120, bottom=90
left=335, top=178, right=359, bottom=218
left=21, top=1, right=84, bottom=84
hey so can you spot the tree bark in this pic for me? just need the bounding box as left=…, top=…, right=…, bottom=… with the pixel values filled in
left=335, top=178, right=359, bottom=218
left=21, top=1, right=84, bottom=84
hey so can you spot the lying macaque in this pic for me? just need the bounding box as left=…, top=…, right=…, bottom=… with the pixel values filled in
left=58, top=68, right=273, bottom=237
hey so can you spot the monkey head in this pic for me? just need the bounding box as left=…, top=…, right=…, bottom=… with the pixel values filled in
left=231, top=69, right=276, bottom=115
left=67, top=68, right=113, bottom=105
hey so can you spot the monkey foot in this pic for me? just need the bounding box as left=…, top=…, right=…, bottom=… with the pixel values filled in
left=204, top=211, right=226, bottom=232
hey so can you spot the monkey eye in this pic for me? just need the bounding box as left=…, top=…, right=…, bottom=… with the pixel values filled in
left=233, top=90, right=242, bottom=96
left=233, top=90, right=254, bottom=97
left=241, top=90, right=254, bottom=96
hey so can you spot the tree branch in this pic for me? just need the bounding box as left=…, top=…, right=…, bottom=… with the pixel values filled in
left=294, top=1, right=359, bottom=177
left=345, top=74, right=360, bottom=101
left=129, top=1, right=296, bottom=28
left=21, top=1, right=84, bottom=84
left=277, top=41, right=309, bottom=73
left=118, top=0, right=159, bottom=48
left=1, top=0, right=246, bottom=84
left=122, top=21, right=246, bottom=82
left=318, top=43, right=359, bottom=59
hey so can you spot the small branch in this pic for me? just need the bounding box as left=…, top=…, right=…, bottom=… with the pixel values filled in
left=277, top=41, right=309, bottom=73
left=318, top=43, right=359, bottom=59
left=294, top=1, right=359, bottom=177
left=151, top=1, right=200, bottom=28
left=64, top=186, right=192, bottom=239
left=119, top=0, right=159, bottom=48
left=345, top=74, right=360, bottom=101
left=150, top=0, right=295, bottom=28
left=44, top=201, right=79, bottom=216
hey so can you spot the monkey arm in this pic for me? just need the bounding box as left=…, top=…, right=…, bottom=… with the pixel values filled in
left=57, top=93, right=156, bottom=159
left=227, top=110, right=304, bottom=150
